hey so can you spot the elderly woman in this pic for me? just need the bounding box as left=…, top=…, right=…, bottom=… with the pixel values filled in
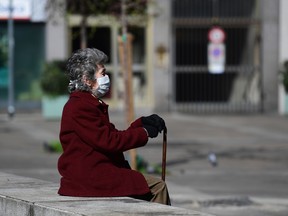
left=58, top=48, right=170, bottom=205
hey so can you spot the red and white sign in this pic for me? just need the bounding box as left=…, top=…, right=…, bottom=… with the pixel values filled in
left=0, top=0, right=31, bottom=20
left=208, top=27, right=226, bottom=44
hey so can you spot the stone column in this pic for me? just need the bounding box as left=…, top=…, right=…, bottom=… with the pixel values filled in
left=151, top=0, right=171, bottom=112
left=261, top=0, right=280, bottom=112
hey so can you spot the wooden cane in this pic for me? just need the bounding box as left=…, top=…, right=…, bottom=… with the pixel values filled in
left=161, top=127, right=167, bottom=181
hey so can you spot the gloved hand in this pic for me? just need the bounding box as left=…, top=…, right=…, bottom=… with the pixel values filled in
left=143, top=125, right=159, bottom=138
left=142, top=114, right=166, bottom=133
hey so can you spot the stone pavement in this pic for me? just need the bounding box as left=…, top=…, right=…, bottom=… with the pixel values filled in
left=1, top=111, right=288, bottom=215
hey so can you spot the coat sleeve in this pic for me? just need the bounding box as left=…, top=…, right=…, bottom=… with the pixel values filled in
left=69, top=100, right=148, bottom=154
left=129, top=118, right=143, bottom=129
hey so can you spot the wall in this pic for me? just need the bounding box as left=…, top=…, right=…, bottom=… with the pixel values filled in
left=261, top=0, right=280, bottom=112
left=45, top=0, right=68, bottom=61
left=152, top=0, right=171, bottom=112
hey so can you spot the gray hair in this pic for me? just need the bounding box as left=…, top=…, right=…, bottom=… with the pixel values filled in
left=66, top=48, right=108, bottom=93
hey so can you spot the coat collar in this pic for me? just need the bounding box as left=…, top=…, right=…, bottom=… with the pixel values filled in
left=70, top=91, right=108, bottom=108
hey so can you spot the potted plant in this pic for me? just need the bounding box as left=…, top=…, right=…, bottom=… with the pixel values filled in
left=40, top=60, right=69, bottom=119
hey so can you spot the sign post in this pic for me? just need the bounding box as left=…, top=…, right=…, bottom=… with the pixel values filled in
left=7, top=0, right=15, bottom=118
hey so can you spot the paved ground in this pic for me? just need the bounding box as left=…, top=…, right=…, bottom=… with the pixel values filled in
left=0, top=110, right=288, bottom=216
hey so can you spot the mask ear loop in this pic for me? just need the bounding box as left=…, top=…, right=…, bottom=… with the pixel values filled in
left=69, top=80, right=78, bottom=89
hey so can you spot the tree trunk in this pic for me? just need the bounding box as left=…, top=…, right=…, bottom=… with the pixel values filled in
left=80, top=15, right=88, bottom=49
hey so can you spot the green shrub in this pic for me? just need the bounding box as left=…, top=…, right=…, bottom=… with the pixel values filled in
left=40, top=61, right=69, bottom=97
left=280, top=61, right=288, bottom=93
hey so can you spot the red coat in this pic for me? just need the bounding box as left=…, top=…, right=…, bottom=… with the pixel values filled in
left=58, top=91, right=150, bottom=197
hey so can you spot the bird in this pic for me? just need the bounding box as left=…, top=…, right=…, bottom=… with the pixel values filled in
left=208, top=152, right=218, bottom=167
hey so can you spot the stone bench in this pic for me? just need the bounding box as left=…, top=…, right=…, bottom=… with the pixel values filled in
left=0, top=172, right=213, bottom=216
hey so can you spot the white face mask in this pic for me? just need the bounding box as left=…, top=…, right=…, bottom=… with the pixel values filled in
left=93, top=75, right=110, bottom=98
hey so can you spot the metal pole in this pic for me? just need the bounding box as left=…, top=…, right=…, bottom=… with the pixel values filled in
left=8, top=0, right=15, bottom=119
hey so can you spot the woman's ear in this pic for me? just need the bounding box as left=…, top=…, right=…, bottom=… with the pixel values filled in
left=82, top=75, right=92, bottom=87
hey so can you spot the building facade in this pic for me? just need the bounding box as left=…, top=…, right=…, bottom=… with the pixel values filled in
left=0, top=0, right=287, bottom=114
left=0, top=0, right=46, bottom=109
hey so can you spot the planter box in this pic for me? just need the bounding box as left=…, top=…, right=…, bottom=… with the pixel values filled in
left=0, top=67, right=8, bottom=88
left=42, top=95, right=68, bottom=120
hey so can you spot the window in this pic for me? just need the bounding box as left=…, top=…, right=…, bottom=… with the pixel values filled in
left=71, top=27, right=111, bottom=63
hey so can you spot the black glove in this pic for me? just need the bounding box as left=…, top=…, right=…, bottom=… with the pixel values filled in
left=143, top=125, right=159, bottom=138
left=142, top=114, right=166, bottom=133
